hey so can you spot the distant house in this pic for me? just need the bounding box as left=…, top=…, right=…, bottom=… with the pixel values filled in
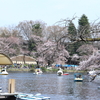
left=10, top=55, right=37, bottom=65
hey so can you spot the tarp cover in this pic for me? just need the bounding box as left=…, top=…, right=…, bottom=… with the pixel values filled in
left=55, top=64, right=78, bottom=67
left=0, top=53, right=13, bottom=65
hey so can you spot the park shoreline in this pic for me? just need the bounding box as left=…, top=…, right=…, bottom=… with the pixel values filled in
left=7, top=67, right=86, bottom=73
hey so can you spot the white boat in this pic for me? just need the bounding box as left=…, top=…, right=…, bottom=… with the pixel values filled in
left=57, top=68, right=63, bottom=76
left=87, top=70, right=96, bottom=76
left=16, top=93, right=50, bottom=100
left=33, top=68, right=43, bottom=75
left=0, top=67, right=8, bottom=75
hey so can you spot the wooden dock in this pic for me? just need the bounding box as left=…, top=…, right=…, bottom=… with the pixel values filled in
left=0, top=79, right=17, bottom=100
left=0, top=93, right=17, bottom=100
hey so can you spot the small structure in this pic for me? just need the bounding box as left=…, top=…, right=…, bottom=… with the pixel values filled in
left=0, top=54, right=16, bottom=99
left=0, top=53, right=13, bottom=65
left=11, top=55, right=37, bottom=65
left=0, top=53, right=13, bottom=75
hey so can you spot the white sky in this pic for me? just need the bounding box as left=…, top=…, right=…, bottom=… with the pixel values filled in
left=0, top=0, right=100, bottom=27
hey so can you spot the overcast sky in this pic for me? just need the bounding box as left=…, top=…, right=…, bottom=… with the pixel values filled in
left=0, top=0, right=100, bottom=27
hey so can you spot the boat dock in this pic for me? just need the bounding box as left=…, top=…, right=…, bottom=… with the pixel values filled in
left=0, top=79, right=17, bottom=100
left=0, top=93, right=17, bottom=100
left=0, top=79, right=50, bottom=100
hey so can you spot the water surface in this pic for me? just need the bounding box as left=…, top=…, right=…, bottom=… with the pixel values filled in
left=0, top=72, right=100, bottom=100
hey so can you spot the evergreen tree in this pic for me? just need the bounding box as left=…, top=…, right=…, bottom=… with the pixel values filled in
left=78, top=14, right=90, bottom=39
left=67, top=22, right=79, bottom=55
left=66, top=41, right=85, bottom=55
left=66, top=15, right=90, bottom=55
left=28, top=39, right=37, bottom=52
left=32, top=23, right=42, bottom=37
left=68, top=22, right=77, bottom=41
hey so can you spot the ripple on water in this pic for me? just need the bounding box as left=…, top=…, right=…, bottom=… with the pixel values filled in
left=0, top=72, right=100, bottom=100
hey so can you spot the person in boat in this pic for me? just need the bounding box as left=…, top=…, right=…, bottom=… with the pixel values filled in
left=79, top=74, right=82, bottom=78
left=1, top=65, right=6, bottom=72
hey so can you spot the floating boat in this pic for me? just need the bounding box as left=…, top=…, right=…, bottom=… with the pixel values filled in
left=16, top=93, right=50, bottom=100
left=33, top=68, right=43, bottom=75
left=98, top=86, right=100, bottom=89
left=87, top=70, right=96, bottom=76
left=0, top=67, right=8, bottom=75
left=57, top=68, right=63, bottom=76
left=74, top=73, right=83, bottom=82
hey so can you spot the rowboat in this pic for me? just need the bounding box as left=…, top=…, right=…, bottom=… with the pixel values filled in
left=74, top=73, right=83, bottom=82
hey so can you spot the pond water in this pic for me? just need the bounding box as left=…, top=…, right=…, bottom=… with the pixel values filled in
left=0, top=72, right=100, bottom=100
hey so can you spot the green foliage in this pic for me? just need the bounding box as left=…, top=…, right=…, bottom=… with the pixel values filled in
left=68, top=22, right=77, bottom=40
left=79, top=14, right=89, bottom=26
left=28, top=39, right=36, bottom=52
left=32, top=23, right=42, bottom=37
left=30, top=68, right=35, bottom=72
left=33, top=23, right=41, bottom=29
left=28, top=64, right=36, bottom=72
left=51, top=68, right=58, bottom=72
left=66, top=14, right=90, bottom=55
left=30, top=64, right=36, bottom=68
left=41, top=67, right=47, bottom=72
left=78, top=14, right=90, bottom=37
left=66, top=41, right=85, bottom=55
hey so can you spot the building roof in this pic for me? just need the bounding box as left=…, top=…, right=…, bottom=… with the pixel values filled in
left=0, top=53, right=13, bottom=65
left=11, top=55, right=36, bottom=64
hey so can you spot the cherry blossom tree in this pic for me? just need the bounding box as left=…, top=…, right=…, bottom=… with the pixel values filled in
left=45, top=25, right=68, bottom=42
left=16, top=20, right=46, bottom=40
left=0, top=25, right=20, bottom=37
left=35, top=40, right=69, bottom=66
left=77, top=49, right=100, bottom=70
left=0, top=36, right=23, bottom=56
left=76, top=44, right=95, bottom=56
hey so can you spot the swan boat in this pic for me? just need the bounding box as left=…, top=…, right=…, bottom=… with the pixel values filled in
left=57, top=68, right=63, bottom=76
left=33, top=68, right=43, bottom=75
left=87, top=70, right=96, bottom=76
left=0, top=67, right=8, bottom=75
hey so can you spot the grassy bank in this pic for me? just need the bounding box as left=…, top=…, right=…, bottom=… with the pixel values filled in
left=7, top=67, right=86, bottom=73
left=7, top=68, right=30, bottom=72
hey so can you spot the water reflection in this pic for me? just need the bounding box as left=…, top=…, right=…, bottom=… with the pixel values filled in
left=0, top=72, right=100, bottom=100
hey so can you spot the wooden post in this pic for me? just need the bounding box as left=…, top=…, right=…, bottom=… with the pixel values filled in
left=8, top=79, right=15, bottom=93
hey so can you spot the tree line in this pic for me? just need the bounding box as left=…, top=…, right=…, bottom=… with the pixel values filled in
left=0, top=14, right=100, bottom=69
